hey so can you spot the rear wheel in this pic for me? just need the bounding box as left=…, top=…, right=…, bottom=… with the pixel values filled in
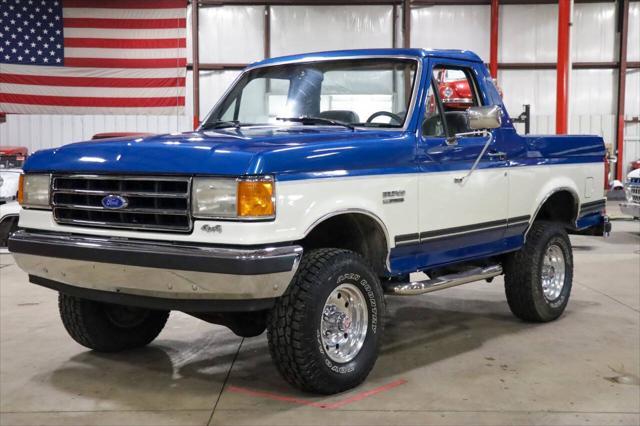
left=504, top=221, right=573, bottom=322
left=59, top=294, right=169, bottom=352
left=267, top=249, right=385, bottom=394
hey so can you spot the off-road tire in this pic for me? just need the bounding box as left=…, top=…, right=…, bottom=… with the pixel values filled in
left=59, top=294, right=169, bottom=352
left=267, top=248, right=385, bottom=394
left=504, top=221, right=573, bottom=322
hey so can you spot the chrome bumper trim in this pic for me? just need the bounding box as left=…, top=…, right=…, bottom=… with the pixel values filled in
left=620, top=203, right=640, bottom=218
left=9, top=230, right=303, bottom=300
left=9, top=230, right=302, bottom=275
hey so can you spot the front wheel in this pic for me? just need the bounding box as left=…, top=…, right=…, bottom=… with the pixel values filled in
left=267, top=249, right=385, bottom=394
left=504, top=221, right=574, bottom=322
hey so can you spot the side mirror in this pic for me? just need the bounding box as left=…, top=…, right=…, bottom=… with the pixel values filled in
left=467, top=105, right=502, bottom=130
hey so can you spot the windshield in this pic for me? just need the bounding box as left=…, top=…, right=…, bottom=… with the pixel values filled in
left=203, top=58, right=418, bottom=130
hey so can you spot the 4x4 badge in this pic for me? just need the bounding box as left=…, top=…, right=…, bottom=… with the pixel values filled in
left=201, top=224, right=222, bottom=233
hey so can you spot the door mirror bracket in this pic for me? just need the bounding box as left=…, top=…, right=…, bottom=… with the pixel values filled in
left=453, top=130, right=494, bottom=185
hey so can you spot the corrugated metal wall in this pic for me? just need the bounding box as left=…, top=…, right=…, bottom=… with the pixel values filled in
left=1, top=1, right=638, bottom=168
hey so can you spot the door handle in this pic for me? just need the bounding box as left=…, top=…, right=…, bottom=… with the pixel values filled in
left=487, top=151, right=507, bottom=161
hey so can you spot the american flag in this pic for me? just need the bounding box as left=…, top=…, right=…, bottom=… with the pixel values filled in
left=0, top=0, right=186, bottom=115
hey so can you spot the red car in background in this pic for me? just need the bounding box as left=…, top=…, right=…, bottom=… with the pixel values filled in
left=0, top=146, right=28, bottom=170
left=429, top=68, right=503, bottom=113
left=436, top=69, right=476, bottom=110
left=92, top=132, right=154, bottom=140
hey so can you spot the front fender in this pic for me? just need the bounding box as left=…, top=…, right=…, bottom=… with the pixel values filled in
left=16, top=175, right=419, bottom=249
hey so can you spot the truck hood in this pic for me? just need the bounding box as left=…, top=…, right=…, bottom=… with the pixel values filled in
left=24, top=127, right=414, bottom=178
left=627, top=168, right=640, bottom=180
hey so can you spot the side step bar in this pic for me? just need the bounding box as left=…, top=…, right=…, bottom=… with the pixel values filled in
left=384, top=264, right=503, bottom=296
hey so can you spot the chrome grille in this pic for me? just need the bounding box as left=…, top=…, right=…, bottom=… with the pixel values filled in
left=52, top=175, right=192, bottom=232
left=631, top=185, right=640, bottom=204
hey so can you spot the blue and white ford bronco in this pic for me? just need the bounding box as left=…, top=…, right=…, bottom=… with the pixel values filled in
left=9, top=49, right=611, bottom=394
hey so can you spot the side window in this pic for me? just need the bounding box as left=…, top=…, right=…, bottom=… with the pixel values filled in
left=423, top=65, right=480, bottom=138
left=220, top=99, right=237, bottom=121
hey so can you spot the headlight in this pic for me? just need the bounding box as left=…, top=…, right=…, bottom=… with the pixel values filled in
left=625, top=185, right=633, bottom=202
left=18, top=174, right=51, bottom=209
left=192, top=176, right=275, bottom=220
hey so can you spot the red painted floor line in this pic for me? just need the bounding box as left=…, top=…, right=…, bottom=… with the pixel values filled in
left=226, top=386, right=329, bottom=408
left=323, top=379, right=408, bottom=409
left=227, top=379, right=408, bottom=410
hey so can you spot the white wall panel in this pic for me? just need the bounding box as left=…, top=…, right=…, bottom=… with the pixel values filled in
left=185, top=69, right=193, bottom=125
left=572, top=2, right=616, bottom=62
left=498, top=68, right=615, bottom=145
left=498, top=69, right=556, bottom=124
left=568, top=66, right=616, bottom=148
left=199, top=6, right=264, bottom=64
left=570, top=69, right=616, bottom=115
left=271, top=6, right=393, bottom=57
left=626, top=70, right=640, bottom=118
left=629, top=2, right=640, bottom=62
left=500, top=4, right=557, bottom=62
left=624, top=70, right=640, bottom=168
left=0, top=114, right=191, bottom=153
left=186, top=4, right=192, bottom=63
left=411, top=6, right=490, bottom=61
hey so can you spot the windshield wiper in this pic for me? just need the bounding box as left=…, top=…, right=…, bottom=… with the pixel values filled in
left=276, top=116, right=355, bottom=131
left=199, top=120, right=242, bottom=130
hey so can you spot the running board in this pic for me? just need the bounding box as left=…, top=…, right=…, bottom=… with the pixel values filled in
left=384, top=265, right=503, bottom=296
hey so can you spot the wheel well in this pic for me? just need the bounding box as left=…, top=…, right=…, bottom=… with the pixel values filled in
left=300, top=213, right=388, bottom=275
left=533, top=191, right=578, bottom=226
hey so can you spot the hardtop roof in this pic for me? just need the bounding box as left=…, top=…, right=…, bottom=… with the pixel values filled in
left=250, top=48, right=483, bottom=68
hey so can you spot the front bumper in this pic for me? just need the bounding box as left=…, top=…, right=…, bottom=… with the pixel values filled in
left=8, top=230, right=302, bottom=311
left=620, top=202, right=640, bottom=218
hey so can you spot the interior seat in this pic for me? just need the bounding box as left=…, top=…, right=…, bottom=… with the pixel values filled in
left=444, top=111, right=470, bottom=135
left=318, top=110, right=360, bottom=124
left=422, top=110, right=471, bottom=137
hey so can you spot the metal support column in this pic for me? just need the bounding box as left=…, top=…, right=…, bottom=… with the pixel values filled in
left=555, top=0, right=571, bottom=134
left=615, top=0, right=629, bottom=180
left=191, top=0, right=200, bottom=130
left=489, top=0, right=499, bottom=79
left=402, top=0, right=410, bottom=49
left=264, top=5, right=271, bottom=59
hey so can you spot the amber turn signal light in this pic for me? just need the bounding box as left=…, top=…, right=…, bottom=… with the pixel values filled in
left=17, top=174, right=24, bottom=205
left=237, top=180, right=275, bottom=218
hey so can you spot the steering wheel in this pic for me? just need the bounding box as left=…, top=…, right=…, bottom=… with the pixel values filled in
left=366, top=111, right=403, bottom=125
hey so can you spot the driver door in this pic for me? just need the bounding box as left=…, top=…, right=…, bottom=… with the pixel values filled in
left=415, top=63, right=509, bottom=269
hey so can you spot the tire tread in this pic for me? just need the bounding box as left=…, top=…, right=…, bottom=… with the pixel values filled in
left=59, top=294, right=169, bottom=352
left=504, top=221, right=573, bottom=322
left=267, top=248, right=384, bottom=394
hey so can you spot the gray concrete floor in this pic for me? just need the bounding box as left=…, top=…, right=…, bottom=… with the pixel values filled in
left=1, top=208, right=639, bottom=425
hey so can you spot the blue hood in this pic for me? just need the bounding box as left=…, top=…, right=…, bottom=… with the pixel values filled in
left=24, top=127, right=416, bottom=180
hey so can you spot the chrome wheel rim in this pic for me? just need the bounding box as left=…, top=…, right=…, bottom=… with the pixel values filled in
left=541, top=244, right=566, bottom=301
left=320, top=283, right=368, bottom=363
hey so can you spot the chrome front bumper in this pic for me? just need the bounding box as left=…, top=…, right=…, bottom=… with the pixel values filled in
left=9, top=230, right=303, bottom=309
left=620, top=203, right=640, bottom=218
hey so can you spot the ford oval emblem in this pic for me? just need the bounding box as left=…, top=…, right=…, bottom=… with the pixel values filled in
left=101, top=194, right=128, bottom=210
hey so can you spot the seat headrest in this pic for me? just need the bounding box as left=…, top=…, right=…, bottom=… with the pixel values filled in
left=444, top=111, right=470, bottom=135
left=318, top=110, right=360, bottom=124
